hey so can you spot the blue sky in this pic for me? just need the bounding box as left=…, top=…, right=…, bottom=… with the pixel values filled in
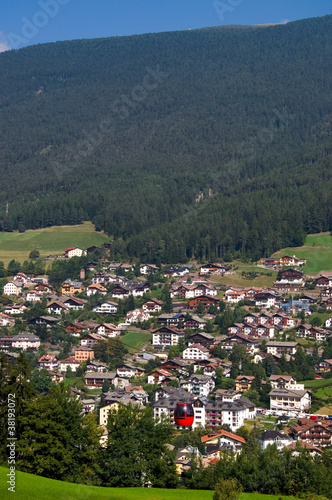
left=0, top=0, right=331, bottom=51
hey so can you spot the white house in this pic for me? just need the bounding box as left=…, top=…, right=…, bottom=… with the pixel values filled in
left=0, top=313, right=12, bottom=326
left=58, top=357, right=81, bottom=373
left=95, top=323, right=120, bottom=337
left=224, top=288, right=245, bottom=304
left=116, top=364, right=145, bottom=378
left=269, top=388, right=311, bottom=412
left=3, top=281, right=22, bottom=296
left=140, top=264, right=158, bottom=275
left=12, top=333, right=40, bottom=350
left=254, top=292, right=278, bottom=308
left=182, top=343, right=210, bottom=360
left=181, top=375, right=215, bottom=397
left=38, top=355, right=58, bottom=371
left=259, top=430, right=293, bottom=451
left=152, top=326, right=185, bottom=346
left=125, top=308, right=151, bottom=324
left=266, top=341, right=299, bottom=356
left=65, top=247, right=87, bottom=258
left=86, top=284, right=108, bottom=296
left=93, top=301, right=118, bottom=314
left=4, top=304, right=27, bottom=315
left=26, top=290, right=43, bottom=302
left=47, top=301, right=69, bottom=315
left=325, top=317, right=332, bottom=328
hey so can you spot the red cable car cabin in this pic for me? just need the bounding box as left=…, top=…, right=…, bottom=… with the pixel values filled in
left=174, top=402, right=194, bottom=426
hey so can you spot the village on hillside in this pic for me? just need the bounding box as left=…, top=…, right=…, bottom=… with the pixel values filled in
left=1, top=243, right=332, bottom=477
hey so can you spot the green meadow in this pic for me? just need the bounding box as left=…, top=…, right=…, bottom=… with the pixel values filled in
left=0, top=467, right=302, bottom=500
left=273, top=232, right=332, bottom=274
left=120, top=331, right=153, bottom=352
left=0, top=221, right=109, bottom=266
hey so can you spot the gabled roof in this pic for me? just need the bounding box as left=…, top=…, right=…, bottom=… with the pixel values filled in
left=201, top=430, right=245, bottom=444
left=185, top=343, right=209, bottom=352
left=260, top=430, right=290, bottom=441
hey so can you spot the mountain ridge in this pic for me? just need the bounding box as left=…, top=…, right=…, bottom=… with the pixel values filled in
left=0, top=14, right=331, bottom=262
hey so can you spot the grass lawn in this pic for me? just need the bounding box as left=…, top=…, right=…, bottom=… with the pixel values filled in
left=213, top=263, right=277, bottom=288
left=315, top=385, right=332, bottom=401
left=303, top=379, right=332, bottom=390
left=0, top=221, right=109, bottom=266
left=272, top=232, right=332, bottom=274
left=0, top=467, right=302, bottom=500
left=120, top=331, right=152, bottom=353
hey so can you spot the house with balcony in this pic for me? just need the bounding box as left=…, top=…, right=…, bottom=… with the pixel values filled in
left=152, top=326, right=185, bottom=347
left=205, top=395, right=256, bottom=431
left=269, top=388, right=311, bottom=412
left=201, top=429, right=246, bottom=454
left=147, top=368, right=173, bottom=384
left=3, top=281, right=22, bottom=296
left=259, top=430, right=293, bottom=450
left=12, top=333, right=40, bottom=350
left=93, top=301, right=118, bottom=314
left=38, top=355, right=58, bottom=371
left=182, top=343, right=210, bottom=360
left=61, top=279, right=85, bottom=295
left=116, top=364, right=145, bottom=378
left=266, top=341, right=299, bottom=356
left=181, top=374, right=215, bottom=397
left=290, top=418, right=332, bottom=447
left=142, top=298, right=163, bottom=312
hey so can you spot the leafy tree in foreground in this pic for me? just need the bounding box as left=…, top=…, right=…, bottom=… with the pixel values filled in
left=16, top=384, right=101, bottom=483
left=101, top=403, right=178, bottom=488
left=213, top=478, right=243, bottom=500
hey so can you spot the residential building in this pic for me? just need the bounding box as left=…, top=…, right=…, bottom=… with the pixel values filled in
left=266, top=341, right=299, bottom=356
left=254, top=291, right=279, bottom=308
left=116, top=364, right=145, bottom=378
left=290, top=418, right=332, bottom=447
left=147, top=368, right=173, bottom=384
left=187, top=332, right=215, bottom=348
left=26, top=290, right=43, bottom=302
left=64, top=247, right=87, bottom=258
left=74, top=346, right=95, bottom=362
left=142, top=298, right=163, bottom=312
left=152, top=326, right=185, bottom=347
left=140, top=264, right=159, bottom=275
left=58, top=357, right=81, bottom=373
left=181, top=375, right=215, bottom=397
left=182, top=343, right=210, bottom=360
left=95, top=323, right=119, bottom=337
left=201, top=429, right=245, bottom=454
left=259, top=430, right=293, bottom=450
left=38, top=355, right=58, bottom=371
left=84, top=371, right=116, bottom=389
left=86, top=283, right=107, bottom=296
left=188, top=295, right=220, bottom=310
left=269, top=388, right=311, bottom=412
left=93, top=301, right=118, bottom=314
left=3, top=281, right=22, bottom=296
left=47, top=301, right=69, bottom=315
left=235, top=375, right=255, bottom=392
left=61, top=279, right=85, bottom=295
left=12, top=333, right=40, bottom=350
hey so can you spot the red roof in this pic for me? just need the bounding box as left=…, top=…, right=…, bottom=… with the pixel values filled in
left=201, top=430, right=246, bottom=444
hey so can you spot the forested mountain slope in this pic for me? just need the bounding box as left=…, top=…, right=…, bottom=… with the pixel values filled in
left=0, top=15, right=331, bottom=261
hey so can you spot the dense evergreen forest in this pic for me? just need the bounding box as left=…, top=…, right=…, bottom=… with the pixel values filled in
left=0, top=15, right=331, bottom=262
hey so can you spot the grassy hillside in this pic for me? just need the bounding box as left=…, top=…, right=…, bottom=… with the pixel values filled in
left=120, top=331, right=153, bottom=352
left=273, top=232, right=332, bottom=274
left=0, top=467, right=302, bottom=500
left=0, top=221, right=109, bottom=266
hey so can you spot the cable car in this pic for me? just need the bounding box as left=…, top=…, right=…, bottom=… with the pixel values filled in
left=174, top=402, right=194, bottom=426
